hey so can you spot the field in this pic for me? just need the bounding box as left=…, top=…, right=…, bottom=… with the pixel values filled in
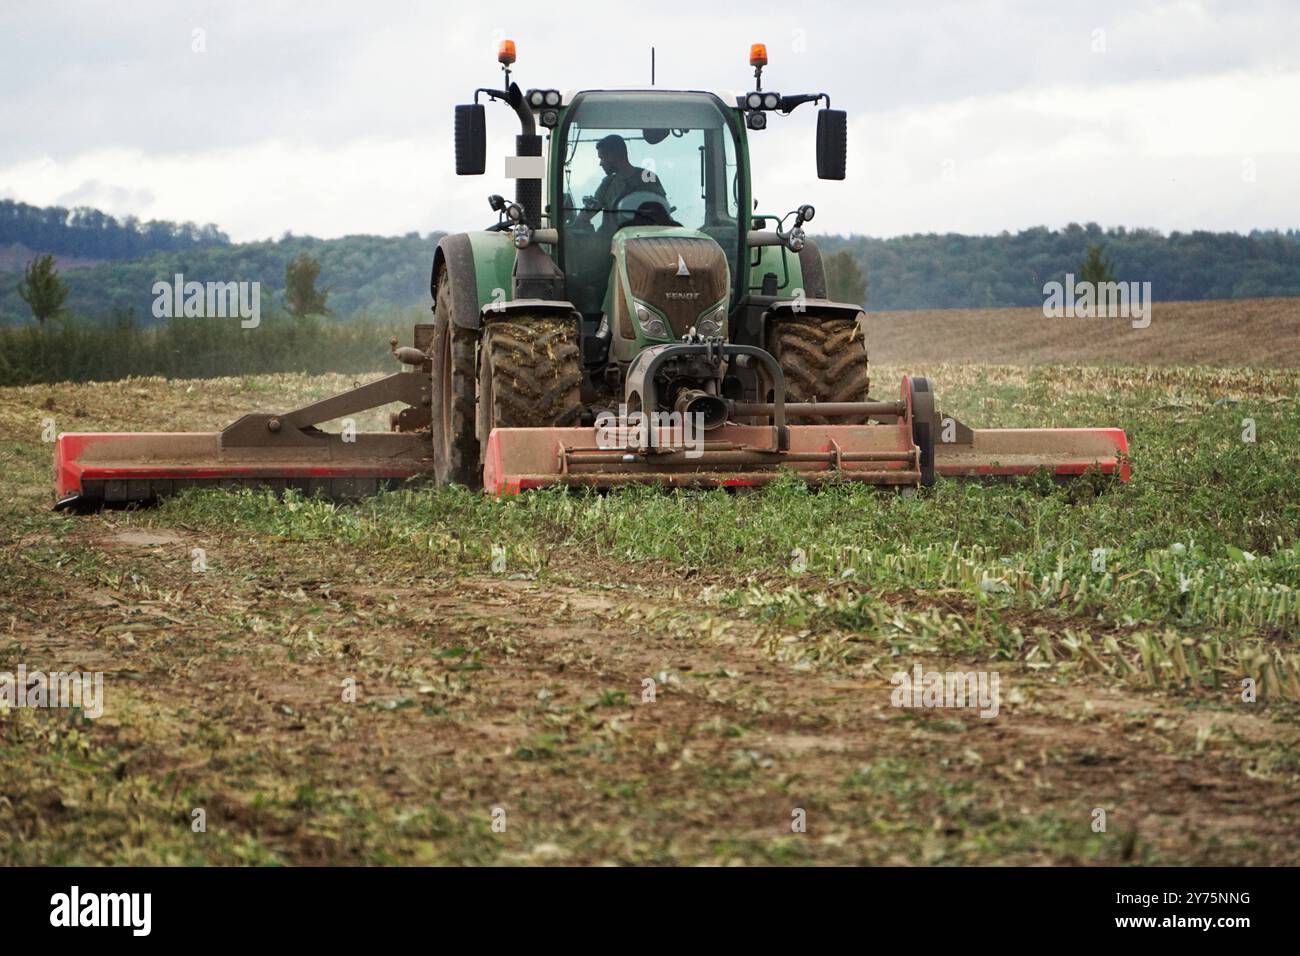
left=1, top=299, right=1298, bottom=865
left=869, top=297, right=1300, bottom=367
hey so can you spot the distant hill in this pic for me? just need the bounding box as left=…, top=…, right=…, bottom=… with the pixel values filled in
left=1, top=200, right=1297, bottom=324
left=0, top=231, right=444, bottom=324
left=0, top=241, right=108, bottom=272
left=817, top=224, right=1300, bottom=311
left=0, top=199, right=230, bottom=263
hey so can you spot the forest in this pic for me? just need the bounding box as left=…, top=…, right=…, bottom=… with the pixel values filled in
left=0, top=199, right=230, bottom=260
left=1, top=201, right=1297, bottom=323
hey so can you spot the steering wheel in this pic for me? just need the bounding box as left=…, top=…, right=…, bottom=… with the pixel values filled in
left=614, top=190, right=673, bottom=226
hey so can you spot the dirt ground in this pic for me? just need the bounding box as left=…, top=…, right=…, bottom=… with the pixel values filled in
left=1, top=322, right=1298, bottom=865
left=4, top=519, right=1296, bottom=865
left=867, top=297, right=1300, bottom=367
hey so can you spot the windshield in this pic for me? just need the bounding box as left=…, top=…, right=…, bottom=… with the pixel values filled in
left=556, top=91, right=743, bottom=316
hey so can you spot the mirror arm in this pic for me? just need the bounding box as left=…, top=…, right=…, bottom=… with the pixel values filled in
left=474, top=84, right=536, bottom=137
left=778, top=92, right=829, bottom=115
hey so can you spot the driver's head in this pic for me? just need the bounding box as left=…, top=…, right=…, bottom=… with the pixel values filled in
left=596, top=134, right=631, bottom=176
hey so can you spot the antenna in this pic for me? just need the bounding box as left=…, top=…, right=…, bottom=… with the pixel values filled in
left=651, top=46, right=655, bottom=85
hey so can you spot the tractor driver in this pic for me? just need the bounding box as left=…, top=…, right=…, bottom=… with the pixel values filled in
left=578, top=134, right=668, bottom=231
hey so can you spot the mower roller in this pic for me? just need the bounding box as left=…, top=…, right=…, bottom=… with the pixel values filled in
left=52, top=41, right=1128, bottom=509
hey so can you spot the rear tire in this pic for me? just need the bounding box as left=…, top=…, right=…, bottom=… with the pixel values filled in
left=766, top=315, right=871, bottom=424
left=431, top=265, right=481, bottom=488
left=478, top=318, right=583, bottom=441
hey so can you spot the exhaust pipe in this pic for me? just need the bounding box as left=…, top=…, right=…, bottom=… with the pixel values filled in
left=504, top=84, right=543, bottom=229
left=674, top=390, right=729, bottom=431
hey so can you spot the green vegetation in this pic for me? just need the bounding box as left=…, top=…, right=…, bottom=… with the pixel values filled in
left=284, top=253, right=332, bottom=319
left=143, top=364, right=1300, bottom=682
left=1, top=361, right=1296, bottom=866
left=817, top=224, right=1300, bottom=309
left=1080, top=243, right=1116, bottom=285
left=0, top=310, right=411, bottom=385
left=3, top=201, right=1299, bottom=324
left=16, top=253, right=68, bottom=326
left=823, top=248, right=867, bottom=305
left=0, top=231, right=442, bottom=326
left=1, top=198, right=228, bottom=260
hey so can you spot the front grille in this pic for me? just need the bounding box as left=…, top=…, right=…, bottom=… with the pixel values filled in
left=623, top=237, right=729, bottom=336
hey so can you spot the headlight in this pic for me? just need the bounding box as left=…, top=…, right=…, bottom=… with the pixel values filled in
left=527, top=89, right=545, bottom=108
left=543, top=89, right=561, bottom=107
left=634, top=303, right=669, bottom=338
left=762, top=92, right=780, bottom=110
left=695, top=304, right=726, bottom=338
left=745, top=92, right=763, bottom=110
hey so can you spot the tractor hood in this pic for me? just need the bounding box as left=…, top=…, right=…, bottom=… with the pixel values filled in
left=611, top=226, right=730, bottom=346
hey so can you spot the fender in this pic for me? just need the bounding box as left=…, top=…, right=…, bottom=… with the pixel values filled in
left=746, top=237, right=829, bottom=300
left=797, top=238, right=829, bottom=300
left=763, top=299, right=864, bottom=322
left=430, top=231, right=518, bottom=330
left=480, top=298, right=580, bottom=322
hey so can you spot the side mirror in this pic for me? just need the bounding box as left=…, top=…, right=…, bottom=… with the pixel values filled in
left=815, top=108, right=846, bottom=180
left=455, top=104, right=486, bottom=176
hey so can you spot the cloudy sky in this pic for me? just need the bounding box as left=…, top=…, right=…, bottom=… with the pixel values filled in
left=1, top=0, right=1297, bottom=241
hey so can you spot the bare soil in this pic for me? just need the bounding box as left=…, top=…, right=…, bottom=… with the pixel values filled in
left=867, top=297, right=1300, bottom=367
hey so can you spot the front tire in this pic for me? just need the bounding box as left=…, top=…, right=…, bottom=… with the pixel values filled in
left=478, top=318, right=583, bottom=442
left=766, top=315, right=871, bottom=424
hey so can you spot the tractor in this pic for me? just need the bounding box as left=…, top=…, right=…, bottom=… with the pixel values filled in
left=52, top=41, right=1127, bottom=507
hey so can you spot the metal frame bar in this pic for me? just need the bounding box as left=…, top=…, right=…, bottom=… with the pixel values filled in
left=220, top=371, right=429, bottom=448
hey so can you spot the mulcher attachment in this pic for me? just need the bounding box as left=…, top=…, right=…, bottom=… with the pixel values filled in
left=52, top=358, right=1127, bottom=508
left=481, top=375, right=1128, bottom=495
left=53, top=368, right=436, bottom=510
left=483, top=373, right=927, bottom=494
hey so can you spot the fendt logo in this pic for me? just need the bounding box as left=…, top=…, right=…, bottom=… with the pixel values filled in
left=667, top=254, right=697, bottom=297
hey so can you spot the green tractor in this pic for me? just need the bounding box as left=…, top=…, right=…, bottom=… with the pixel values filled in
left=430, top=39, right=871, bottom=489
left=51, top=41, right=1129, bottom=508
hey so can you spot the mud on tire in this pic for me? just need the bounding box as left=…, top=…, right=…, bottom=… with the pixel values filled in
left=431, top=265, right=481, bottom=488
left=478, top=317, right=584, bottom=441
left=766, top=315, right=871, bottom=424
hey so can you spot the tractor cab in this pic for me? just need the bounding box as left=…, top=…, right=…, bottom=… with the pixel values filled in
left=553, top=90, right=747, bottom=342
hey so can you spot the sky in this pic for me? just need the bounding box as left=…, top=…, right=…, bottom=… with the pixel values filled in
left=1, top=0, right=1297, bottom=242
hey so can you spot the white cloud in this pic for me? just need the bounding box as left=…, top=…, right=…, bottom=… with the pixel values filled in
left=0, top=139, right=446, bottom=239
left=0, top=1, right=1296, bottom=239
left=752, top=68, right=1300, bottom=236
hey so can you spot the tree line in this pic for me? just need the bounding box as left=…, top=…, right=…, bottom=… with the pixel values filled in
left=1, top=202, right=1297, bottom=324
left=0, top=231, right=444, bottom=325
left=816, top=223, right=1300, bottom=311
left=0, top=199, right=230, bottom=260
left=15, top=251, right=338, bottom=328
left=2, top=251, right=410, bottom=385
